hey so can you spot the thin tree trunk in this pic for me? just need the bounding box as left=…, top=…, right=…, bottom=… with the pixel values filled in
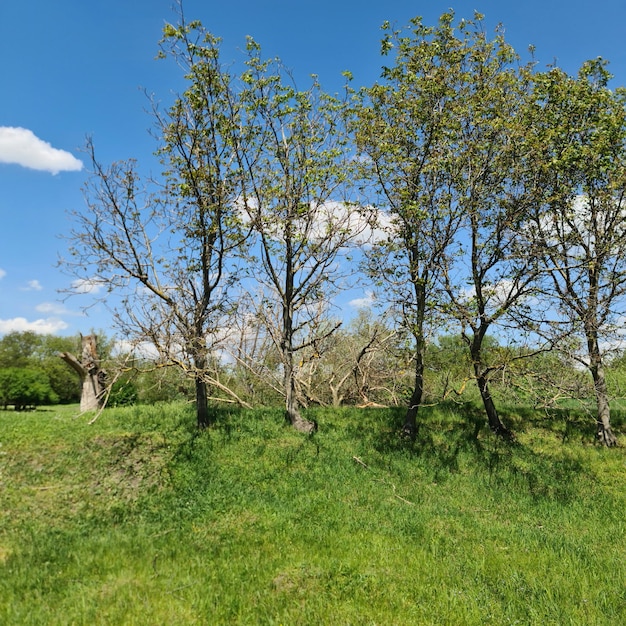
left=195, top=376, right=211, bottom=429
left=470, top=336, right=512, bottom=440
left=192, top=345, right=212, bottom=429
left=284, top=349, right=316, bottom=434
left=402, top=279, right=427, bottom=438
left=402, top=341, right=424, bottom=439
left=282, top=245, right=316, bottom=434
left=587, top=332, right=617, bottom=447
left=475, top=369, right=510, bottom=437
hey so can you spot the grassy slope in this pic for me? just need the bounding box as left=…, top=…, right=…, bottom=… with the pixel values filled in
left=0, top=402, right=624, bottom=625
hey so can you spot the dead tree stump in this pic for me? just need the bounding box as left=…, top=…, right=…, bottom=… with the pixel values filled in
left=59, top=334, right=107, bottom=412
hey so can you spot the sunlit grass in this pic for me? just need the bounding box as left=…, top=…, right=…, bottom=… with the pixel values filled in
left=0, top=402, right=624, bottom=624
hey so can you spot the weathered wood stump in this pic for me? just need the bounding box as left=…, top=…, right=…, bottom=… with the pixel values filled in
left=59, top=334, right=106, bottom=412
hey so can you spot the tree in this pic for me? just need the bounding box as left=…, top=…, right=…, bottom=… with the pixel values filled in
left=0, top=331, right=41, bottom=368
left=355, top=12, right=538, bottom=439
left=526, top=60, right=626, bottom=446
left=433, top=14, right=539, bottom=439
left=355, top=12, right=469, bottom=436
left=63, top=14, right=248, bottom=428
left=236, top=40, right=365, bottom=432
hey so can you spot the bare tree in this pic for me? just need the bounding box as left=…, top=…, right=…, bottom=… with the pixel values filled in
left=63, top=16, right=248, bottom=428
left=297, top=309, right=401, bottom=407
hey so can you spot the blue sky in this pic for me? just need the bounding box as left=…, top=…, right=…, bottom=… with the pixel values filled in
left=1, top=0, right=625, bottom=338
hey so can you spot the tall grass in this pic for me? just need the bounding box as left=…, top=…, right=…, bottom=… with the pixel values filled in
left=0, top=402, right=624, bottom=624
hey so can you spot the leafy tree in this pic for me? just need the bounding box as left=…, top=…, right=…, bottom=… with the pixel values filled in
left=38, top=334, right=82, bottom=404
left=357, top=12, right=537, bottom=439
left=41, top=356, right=81, bottom=404
left=355, top=12, right=467, bottom=436
left=63, top=13, right=248, bottom=428
left=0, top=331, right=42, bottom=368
left=526, top=59, right=626, bottom=446
left=434, top=13, right=538, bottom=439
left=108, top=378, right=138, bottom=407
left=236, top=40, right=364, bottom=432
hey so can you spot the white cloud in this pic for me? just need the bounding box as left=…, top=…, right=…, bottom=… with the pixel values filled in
left=71, top=278, right=105, bottom=294
left=20, top=279, right=43, bottom=291
left=113, top=339, right=160, bottom=359
left=0, top=268, right=6, bottom=279
left=238, top=197, right=388, bottom=246
left=0, top=317, right=69, bottom=335
left=349, top=290, right=376, bottom=309
left=35, top=301, right=83, bottom=316
left=456, top=279, right=528, bottom=311
left=0, top=126, right=83, bottom=175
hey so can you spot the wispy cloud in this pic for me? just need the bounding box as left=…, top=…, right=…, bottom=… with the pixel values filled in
left=0, top=126, right=83, bottom=175
left=20, top=279, right=43, bottom=291
left=0, top=317, right=69, bottom=335
left=349, top=290, right=376, bottom=309
left=113, top=338, right=160, bottom=359
left=0, top=268, right=6, bottom=280
left=35, top=301, right=83, bottom=316
left=71, top=278, right=105, bottom=294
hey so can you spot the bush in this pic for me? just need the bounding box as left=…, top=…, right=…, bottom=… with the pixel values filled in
left=0, top=367, right=59, bottom=410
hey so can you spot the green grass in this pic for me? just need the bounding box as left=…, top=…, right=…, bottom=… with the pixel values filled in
left=0, top=402, right=624, bottom=624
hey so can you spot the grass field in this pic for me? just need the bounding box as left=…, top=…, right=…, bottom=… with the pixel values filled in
left=0, top=402, right=624, bottom=624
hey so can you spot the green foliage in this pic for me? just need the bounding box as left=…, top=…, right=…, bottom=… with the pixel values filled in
left=107, top=379, right=138, bottom=407
left=0, top=403, right=624, bottom=624
left=133, top=365, right=193, bottom=405
left=0, top=332, right=81, bottom=405
left=0, top=367, right=58, bottom=410
left=60, top=9, right=626, bottom=440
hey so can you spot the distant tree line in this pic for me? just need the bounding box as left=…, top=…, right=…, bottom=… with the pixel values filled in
left=0, top=332, right=80, bottom=409
left=59, top=6, right=626, bottom=445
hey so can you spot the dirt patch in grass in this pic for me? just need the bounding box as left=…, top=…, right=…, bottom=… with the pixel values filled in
left=87, top=433, right=171, bottom=502
left=1, top=432, right=173, bottom=529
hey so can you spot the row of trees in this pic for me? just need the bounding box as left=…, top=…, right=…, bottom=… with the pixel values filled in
left=63, top=7, right=626, bottom=445
left=0, top=322, right=612, bottom=417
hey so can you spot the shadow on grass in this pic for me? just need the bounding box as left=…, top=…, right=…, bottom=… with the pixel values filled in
left=501, top=404, right=600, bottom=443
left=360, top=402, right=594, bottom=503
left=165, top=401, right=605, bottom=506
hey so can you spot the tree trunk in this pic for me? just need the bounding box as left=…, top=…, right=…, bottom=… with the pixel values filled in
left=284, top=352, right=317, bottom=434
left=59, top=334, right=106, bottom=412
left=587, top=332, right=617, bottom=447
left=195, top=375, right=211, bottom=429
left=402, top=340, right=424, bottom=439
left=470, top=335, right=512, bottom=440
left=402, top=277, right=428, bottom=438
left=192, top=345, right=212, bottom=429
left=282, top=263, right=316, bottom=433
